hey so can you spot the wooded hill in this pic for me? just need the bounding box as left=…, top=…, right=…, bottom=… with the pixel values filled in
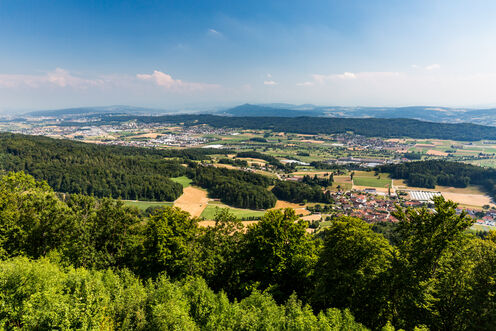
left=0, top=133, right=275, bottom=208
left=0, top=133, right=341, bottom=209
left=0, top=133, right=212, bottom=201
left=95, top=114, right=496, bottom=140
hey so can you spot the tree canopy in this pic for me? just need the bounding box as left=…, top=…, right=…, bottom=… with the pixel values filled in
left=0, top=171, right=495, bottom=330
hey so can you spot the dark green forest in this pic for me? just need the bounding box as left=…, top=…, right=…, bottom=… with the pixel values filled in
left=272, top=180, right=332, bottom=203
left=378, top=160, right=496, bottom=198
left=191, top=165, right=277, bottom=209
left=0, top=134, right=278, bottom=209
left=96, top=114, right=496, bottom=140
left=0, top=133, right=221, bottom=201
left=2, top=171, right=495, bottom=329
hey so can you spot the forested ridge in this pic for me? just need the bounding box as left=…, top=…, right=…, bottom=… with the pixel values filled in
left=0, top=133, right=223, bottom=201
left=0, top=133, right=278, bottom=208
left=379, top=160, right=496, bottom=198
left=97, top=114, right=496, bottom=140
left=1, top=171, right=496, bottom=329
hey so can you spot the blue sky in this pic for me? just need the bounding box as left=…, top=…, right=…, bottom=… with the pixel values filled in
left=1, top=0, right=496, bottom=111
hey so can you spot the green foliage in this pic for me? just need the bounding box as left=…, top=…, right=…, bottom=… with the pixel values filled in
left=424, top=238, right=496, bottom=330
left=3, top=171, right=496, bottom=330
left=236, top=209, right=319, bottom=302
left=0, top=172, right=72, bottom=259
left=218, top=158, right=248, bottom=167
left=192, top=165, right=277, bottom=209
left=63, top=195, right=141, bottom=269
left=379, top=160, right=489, bottom=191
left=390, top=196, right=475, bottom=329
left=142, top=206, right=201, bottom=279
left=313, top=216, right=394, bottom=328
left=272, top=180, right=332, bottom=203
left=0, top=257, right=148, bottom=330
left=0, top=257, right=367, bottom=330
left=0, top=133, right=186, bottom=201
left=302, top=174, right=333, bottom=188
left=393, top=196, right=474, bottom=279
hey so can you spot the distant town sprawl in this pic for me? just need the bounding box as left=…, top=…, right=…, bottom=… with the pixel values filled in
left=2, top=112, right=496, bottom=232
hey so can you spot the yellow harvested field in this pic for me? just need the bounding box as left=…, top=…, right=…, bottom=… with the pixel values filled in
left=426, top=149, right=448, bottom=156
left=214, top=163, right=237, bottom=169
left=131, top=133, right=161, bottom=138
left=272, top=200, right=310, bottom=215
left=442, top=192, right=495, bottom=208
left=173, top=186, right=209, bottom=217
left=237, top=157, right=267, bottom=164
left=334, top=176, right=352, bottom=183
left=301, top=214, right=322, bottom=221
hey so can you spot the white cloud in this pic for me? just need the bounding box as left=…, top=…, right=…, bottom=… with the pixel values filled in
left=425, top=63, right=441, bottom=70
left=0, top=68, right=103, bottom=89
left=267, top=73, right=272, bottom=78
left=207, top=28, right=223, bottom=38
left=310, top=71, right=398, bottom=85
left=136, top=70, right=220, bottom=91
left=411, top=64, right=441, bottom=70
left=263, top=80, right=278, bottom=85
left=296, top=81, right=314, bottom=87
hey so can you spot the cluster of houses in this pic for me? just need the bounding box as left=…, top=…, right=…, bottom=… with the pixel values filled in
left=462, top=208, right=496, bottom=227
left=326, top=191, right=399, bottom=223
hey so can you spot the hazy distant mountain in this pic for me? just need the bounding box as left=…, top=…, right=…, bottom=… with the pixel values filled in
left=24, top=103, right=496, bottom=126
left=26, top=105, right=167, bottom=117
left=319, top=106, right=496, bottom=125
left=220, top=104, right=325, bottom=117
left=222, top=104, right=496, bottom=126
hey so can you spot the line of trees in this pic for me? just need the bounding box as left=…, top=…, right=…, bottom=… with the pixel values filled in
left=379, top=160, right=496, bottom=195
left=218, top=158, right=248, bottom=167
left=272, top=180, right=332, bottom=203
left=302, top=174, right=333, bottom=187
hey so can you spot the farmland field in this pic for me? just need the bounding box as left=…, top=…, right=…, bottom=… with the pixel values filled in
left=170, top=176, right=193, bottom=188
left=200, top=202, right=266, bottom=220
left=353, top=176, right=391, bottom=188
left=173, top=186, right=209, bottom=217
